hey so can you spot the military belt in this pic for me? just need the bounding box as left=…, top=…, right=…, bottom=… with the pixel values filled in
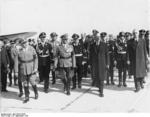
left=39, top=55, right=50, bottom=57
left=75, top=54, right=83, bottom=57
left=60, top=56, right=71, bottom=59
left=20, top=59, right=34, bottom=63
left=118, top=51, right=126, bottom=54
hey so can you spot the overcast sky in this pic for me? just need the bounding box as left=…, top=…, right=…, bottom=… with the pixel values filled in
left=0, top=0, right=149, bottom=36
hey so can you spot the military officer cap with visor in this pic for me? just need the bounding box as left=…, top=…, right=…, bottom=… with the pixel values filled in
left=50, top=32, right=58, bottom=37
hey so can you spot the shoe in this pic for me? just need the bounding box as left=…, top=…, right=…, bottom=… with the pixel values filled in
left=35, top=94, right=38, bottom=99
left=71, top=86, right=76, bottom=90
left=9, top=82, right=12, bottom=86
left=18, top=92, right=23, bottom=97
left=52, top=81, right=56, bottom=85
left=78, top=85, right=81, bottom=89
left=134, top=89, right=140, bottom=93
left=1, top=89, right=8, bottom=92
left=141, top=85, right=144, bottom=89
left=14, top=83, right=18, bottom=86
left=99, top=93, right=104, bottom=97
left=44, top=89, right=49, bottom=93
left=123, top=83, right=127, bottom=87
left=23, top=97, right=29, bottom=103
left=66, top=91, right=70, bottom=95
left=111, top=81, right=115, bottom=85
left=118, top=84, right=122, bottom=87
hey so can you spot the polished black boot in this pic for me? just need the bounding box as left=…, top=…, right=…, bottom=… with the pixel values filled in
left=32, top=85, right=38, bottom=99
left=18, top=80, right=23, bottom=97
left=99, top=87, right=104, bottom=97
left=71, top=75, right=76, bottom=90
left=62, top=79, right=67, bottom=92
left=52, top=71, right=56, bottom=85
left=18, top=92, right=23, bottom=97
left=23, top=87, right=29, bottom=103
left=66, top=80, right=71, bottom=95
left=118, top=72, right=123, bottom=87
left=140, top=78, right=144, bottom=89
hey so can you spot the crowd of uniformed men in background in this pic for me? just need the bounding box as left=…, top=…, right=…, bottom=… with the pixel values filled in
left=0, top=29, right=149, bottom=103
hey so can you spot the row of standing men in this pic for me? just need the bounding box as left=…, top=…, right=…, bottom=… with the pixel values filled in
left=0, top=29, right=149, bottom=103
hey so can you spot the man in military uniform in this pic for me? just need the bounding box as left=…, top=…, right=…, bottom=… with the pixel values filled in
left=116, top=32, right=130, bottom=87
left=90, top=29, right=100, bottom=86
left=89, top=32, right=109, bottom=97
left=71, top=33, right=84, bottom=89
left=82, top=34, right=91, bottom=78
left=8, top=40, right=18, bottom=86
left=54, top=34, right=76, bottom=95
left=134, top=30, right=148, bottom=92
left=49, top=32, right=60, bottom=85
left=36, top=32, right=53, bottom=93
left=14, top=39, right=38, bottom=103
left=0, top=40, right=10, bottom=92
left=106, top=34, right=116, bottom=85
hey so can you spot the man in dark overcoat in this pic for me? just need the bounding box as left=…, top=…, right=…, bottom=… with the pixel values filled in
left=0, top=40, right=10, bottom=92
left=135, top=30, right=148, bottom=92
left=89, top=32, right=109, bottom=97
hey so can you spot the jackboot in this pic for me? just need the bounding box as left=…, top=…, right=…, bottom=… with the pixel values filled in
left=32, top=85, right=38, bottom=99
left=23, top=86, right=29, bottom=103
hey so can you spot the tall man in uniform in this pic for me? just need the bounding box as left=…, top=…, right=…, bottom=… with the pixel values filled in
left=71, top=34, right=84, bottom=89
left=54, top=34, right=76, bottom=95
left=8, top=40, right=18, bottom=86
left=90, top=29, right=100, bottom=86
left=89, top=32, right=109, bottom=97
left=49, top=32, right=60, bottom=85
left=106, top=34, right=116, bottom=85
left=36, top=32, right=53, bottom=93
left=134, top=30, right=148, bottom=92
left=116, top=32, right=130, bottom=87
left=14, top=39, right=38, bottom=103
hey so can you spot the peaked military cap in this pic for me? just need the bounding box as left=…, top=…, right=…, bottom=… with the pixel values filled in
left=92, top=29, right=99, bottom=34
left=39, top=32, right=46, bottom=38
left=50, top=32, right=58, bottom=37
left=72, top=33, right=79, bottom=39
left=100, top=32, right=107, bottom=37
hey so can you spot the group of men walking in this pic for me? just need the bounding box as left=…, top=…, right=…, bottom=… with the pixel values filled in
left=0, top=29, right=149, bottom=103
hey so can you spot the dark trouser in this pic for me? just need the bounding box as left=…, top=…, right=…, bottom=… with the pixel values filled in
left=83, top=62, right=88, bottom=77
left=1, top=71, right=7, bottom=91
left=99, top=80, right=104, bottom=94
left=117, top=58, right=127, bottom=86
left=52, top=71, right=55, bottom=83
left=107, top=66, right=114, bottom=84
left=9, top=69, right=17, bottom=85
left=61, top=67, right=71, bottom=93
left=39, top=65, right=50, bottom=91
left=18, top=74, right=23, bottom=94
left=118, top=68, right=126, bottom=85
left=72, top=64, right=82, bottom=88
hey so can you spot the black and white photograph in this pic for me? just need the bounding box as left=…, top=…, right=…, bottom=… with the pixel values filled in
left=0, top=0, right=150, bottom=115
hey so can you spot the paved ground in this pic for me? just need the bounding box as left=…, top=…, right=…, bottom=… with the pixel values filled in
left=1, top=70, right=150, bottom=113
